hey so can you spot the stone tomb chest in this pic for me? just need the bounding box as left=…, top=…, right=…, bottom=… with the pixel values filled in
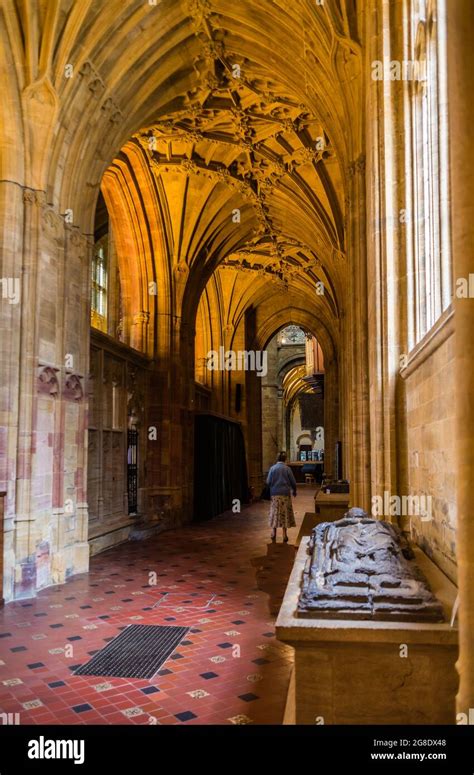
left=276, top=508, right=458, bottom=724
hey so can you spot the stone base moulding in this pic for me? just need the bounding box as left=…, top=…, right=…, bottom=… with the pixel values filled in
left=88, top=519, right=137, bottom=556
left=276, top=539, right=458, bottom=725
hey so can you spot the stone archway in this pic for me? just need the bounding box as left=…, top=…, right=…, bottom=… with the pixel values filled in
left=0, top=0, right=366, bottom=600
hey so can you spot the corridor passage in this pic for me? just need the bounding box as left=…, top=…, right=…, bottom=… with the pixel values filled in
left=0, top=489, right=315, bottom=725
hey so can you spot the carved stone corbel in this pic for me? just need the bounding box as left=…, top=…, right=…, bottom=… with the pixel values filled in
left=64, top=374, right=84, bottom=401
left=41, top=206, right=64, bottom=243
left=37, top=366, right=60, bottom=397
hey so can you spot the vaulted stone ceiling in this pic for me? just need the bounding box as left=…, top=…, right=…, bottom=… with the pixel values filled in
left=2, top=0, right=362, bottom=190
left=282, top=364, right=314, bottom=405
left=2, top=0, right=362, bottom=355
left=93, top=0, right=360, bottom=352
left=129, top=73, right=344, bottom=317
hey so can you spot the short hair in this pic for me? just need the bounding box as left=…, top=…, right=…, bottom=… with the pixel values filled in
left=277, top=451, right=287, bottom=462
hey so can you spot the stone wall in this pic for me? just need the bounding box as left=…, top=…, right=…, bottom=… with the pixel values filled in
left=289, top=400, right=324, bottom=460
left=403, top=309, right=456, bottom=583
left=1, top=188, right=91, bottom=602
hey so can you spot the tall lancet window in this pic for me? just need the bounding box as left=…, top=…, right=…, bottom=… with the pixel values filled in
left=91, top=235, right=108, bottom=332
left=410, top=0, right=451, bottom=348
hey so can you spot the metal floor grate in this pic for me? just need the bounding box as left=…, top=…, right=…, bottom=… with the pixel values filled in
left=73, top=624, right=189, bottom=679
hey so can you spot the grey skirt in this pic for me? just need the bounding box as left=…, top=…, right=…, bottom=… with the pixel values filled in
left=269, top=495, right=296, bottom=528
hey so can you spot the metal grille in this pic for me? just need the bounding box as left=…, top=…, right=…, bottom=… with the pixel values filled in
left=74, top=624, right=189, bottom=679
left=127, top=427, right=138, bottom=514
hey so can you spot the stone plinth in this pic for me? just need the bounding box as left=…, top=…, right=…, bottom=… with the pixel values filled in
left=276, top=539, right=458, bottom=725
left=314, top=490, right=350, bottom=521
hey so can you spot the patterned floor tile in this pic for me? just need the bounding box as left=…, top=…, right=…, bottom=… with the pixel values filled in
left=0, top=488, right=316, bottom=724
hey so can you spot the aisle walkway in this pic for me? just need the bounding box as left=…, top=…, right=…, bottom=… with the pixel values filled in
left=0, top=488, right=316, bottom=725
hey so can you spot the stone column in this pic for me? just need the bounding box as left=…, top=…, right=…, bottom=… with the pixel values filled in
left=0, top=181, right=26, bottom=599
left=323, top=356, right=338, bottom=479
left=261, top=339, right=279, bottom=470
left=1, top=188, right=91, bottom=599
left=346, top=155, right=371, bottom=509
left=365, top=0, right=408, bottom=523
left=277, top=385, right=285, bottom=453
left=446, top=0, right=474, bottom=715
left=244, top=307, right=263, bottom=491
left=130, top=311, right=150, bottom=353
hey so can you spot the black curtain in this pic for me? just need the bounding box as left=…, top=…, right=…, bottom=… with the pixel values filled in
left=299, top=394, right=324, bottom=430
left=193, top=414, right=249, bottom=521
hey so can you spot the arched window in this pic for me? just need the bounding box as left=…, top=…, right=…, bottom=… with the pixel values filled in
left=91, top=235, right=108, bottom=332
left=90, top=192, right=123, bottom=340
left=409, top=0, right=451, bottom=347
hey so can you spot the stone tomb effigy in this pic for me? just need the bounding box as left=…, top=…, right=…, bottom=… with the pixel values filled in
left=276, top=506, right=458, bottom=723
left=298, top=508, right=444, bottom=623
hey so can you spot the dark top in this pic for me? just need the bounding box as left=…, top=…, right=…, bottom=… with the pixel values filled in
left=266, top=462, right=297, bottom=497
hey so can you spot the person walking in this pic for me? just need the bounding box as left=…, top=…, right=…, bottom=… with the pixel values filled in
left=266, top=452, right=297, bottom=542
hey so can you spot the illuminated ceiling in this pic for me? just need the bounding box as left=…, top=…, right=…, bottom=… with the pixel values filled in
left=282, top=364, right=314, bottom=405
left=3, top=0, right=362, bottom=354
left=131, top=62, right=344, bottom=317
left=99, top=0, right=362, bottom=351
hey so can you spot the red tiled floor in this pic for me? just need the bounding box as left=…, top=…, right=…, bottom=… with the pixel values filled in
left=0, top=487, right=316, bottom=724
